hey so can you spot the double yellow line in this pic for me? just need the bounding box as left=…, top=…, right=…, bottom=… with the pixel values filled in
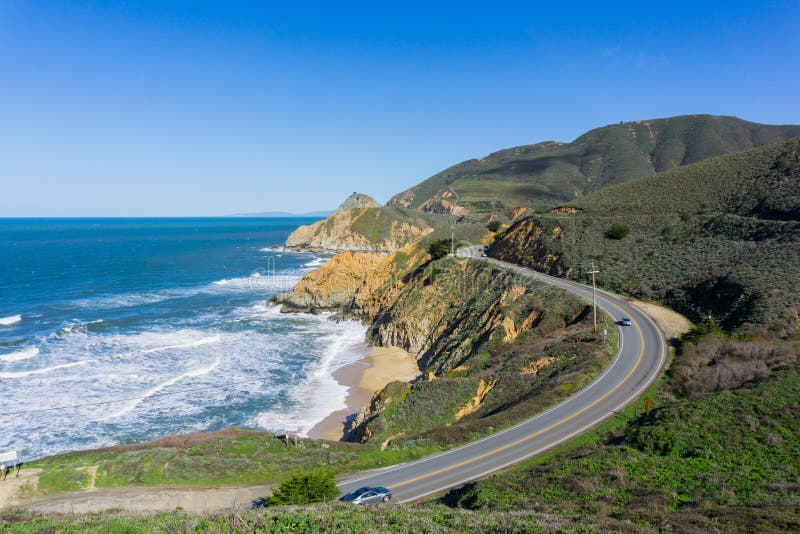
left=391, top=297, right=646, bottom=490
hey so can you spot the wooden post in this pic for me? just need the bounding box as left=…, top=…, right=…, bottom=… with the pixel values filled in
left=588, top=261, right=600, bottom=334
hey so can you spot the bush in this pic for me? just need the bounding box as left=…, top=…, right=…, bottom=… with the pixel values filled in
left=267, top=469, right=339, bottom=505
left=605, top=223, right=630, bottom=240
left=487, top=220, right=502, bottom=233
left=428, top=239, right=456, bottom=260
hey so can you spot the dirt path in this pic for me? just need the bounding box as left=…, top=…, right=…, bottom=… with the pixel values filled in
left=16, top=483, right=274, bottom=514
left=0, top=468, right=42, bottom=508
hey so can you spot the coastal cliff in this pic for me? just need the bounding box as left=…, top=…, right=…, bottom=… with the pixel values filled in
left=344, top=257, right=608, bottom=446
left=285, top=193, right=436, bottom=252
left=285, top=207, right=433, bottom=252
left=367, top=258, right=590, bottom=376
left=271, top=245, right=428, bottom=317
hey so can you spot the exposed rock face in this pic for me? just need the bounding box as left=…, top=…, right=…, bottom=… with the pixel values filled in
left=343, top=381, right=410, bottom=443
left=271, top=245, right=429, bottom=317
left=454, top=378, right=498, bottom=421
left=337, top=192, right=381, bottom=212
left=417, top=188, right=468, bottom=215
left=368, top=258, right=588, bottom=375
left=284, top=207, right=433, bottom=252
left=488, top=217, right=569, bottom=277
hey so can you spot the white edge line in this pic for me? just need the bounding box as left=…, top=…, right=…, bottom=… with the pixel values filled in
left=340, top=260, right=661, bottom=490
left=399, top=294, right=669, bottom=502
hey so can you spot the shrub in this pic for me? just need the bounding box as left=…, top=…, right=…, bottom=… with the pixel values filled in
left=605, top=223, right=630, bottom=240
left=487, top=220, right=502, bottom=233
left=267, top=469, right=338, bottom=506
left=428, top=239, right=455, bottom=260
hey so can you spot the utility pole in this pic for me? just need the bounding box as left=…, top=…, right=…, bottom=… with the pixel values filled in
left=450, top=219, right=456, bottom=256
left=588, top=261, right=599, bottom=334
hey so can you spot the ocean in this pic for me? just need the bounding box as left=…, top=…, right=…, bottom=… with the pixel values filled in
left=0, top=218, right=366, bottom=461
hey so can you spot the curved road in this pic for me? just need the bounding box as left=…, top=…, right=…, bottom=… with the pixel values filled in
left=338, top=250, right=667, bottom=503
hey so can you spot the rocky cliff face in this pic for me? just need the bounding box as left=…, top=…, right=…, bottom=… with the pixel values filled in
left=285, top=207, right=434, bottom=252
left=488, top=217, right=570, bottom=277
left=368, top=258, right=588, bottom=375
left=271, top=245, right=429, bottom=318
left=344, top=258, right=600, bottom=445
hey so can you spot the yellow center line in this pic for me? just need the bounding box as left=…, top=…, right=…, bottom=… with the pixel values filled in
left=390, top=296, right=646, bottom=489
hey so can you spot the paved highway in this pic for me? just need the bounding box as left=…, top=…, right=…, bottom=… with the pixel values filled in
left=338, top=248, right=667, bottom=503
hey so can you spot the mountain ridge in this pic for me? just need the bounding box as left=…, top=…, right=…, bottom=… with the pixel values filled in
left=387, top=114, right=800, bottom=217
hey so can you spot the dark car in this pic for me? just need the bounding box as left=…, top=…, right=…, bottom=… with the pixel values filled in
left=339, top=486, right=392, bottom=505
left=621, top=317, right=632, bottom=326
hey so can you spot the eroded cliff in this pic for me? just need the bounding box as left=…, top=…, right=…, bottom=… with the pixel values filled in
left=285, top=206, right=435, bottom=252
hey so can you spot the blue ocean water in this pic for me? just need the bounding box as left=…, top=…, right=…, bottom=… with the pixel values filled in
left=0, top=218, right=367, bottom=460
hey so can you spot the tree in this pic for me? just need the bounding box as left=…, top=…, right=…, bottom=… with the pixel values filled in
left=267, top=469, right=339, bottom=506
left=428, top=238, right=455, bottom=260
left=605, top=223, right=630, bottom=240
left=487, top=220, right=502, bottom=233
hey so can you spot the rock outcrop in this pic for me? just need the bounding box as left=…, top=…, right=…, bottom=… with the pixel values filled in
left=368, top=258, right=589, bottom=375
left=271, top=245, right=429, bottom=318
left=285, top=205, right=434, bottom=253
left=336, top=192, right=381, bottom=212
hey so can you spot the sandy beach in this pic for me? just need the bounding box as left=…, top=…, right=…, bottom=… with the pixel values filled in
left=309, top=346, right=419, bottom=441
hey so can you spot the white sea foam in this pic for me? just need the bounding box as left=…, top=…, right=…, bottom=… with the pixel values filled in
left=1, top=261, right=361, bottom=459
left=303, top=258, right=327, bottom=268
left=0, top=360, right=90, bottom=379
left=140, top=334, right=221, bottom=354
left=0, top=315, right=21, bottom=326
left=254, top=319, right=367, bottom=436
left=212, top=276, right=255, bottom=289
left=0, top=347, right=40, bottom=362
left=106, top=357, right=222, bottom=419
left=72, top=272, right=303, bottom=310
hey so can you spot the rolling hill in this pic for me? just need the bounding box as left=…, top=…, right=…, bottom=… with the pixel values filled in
left=388, top=115, right=800, bottom=217
left=490, top=137, right=800, bottom=338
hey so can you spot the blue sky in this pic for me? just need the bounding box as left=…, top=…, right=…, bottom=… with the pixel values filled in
left=1, top=1, right=798, bottom=216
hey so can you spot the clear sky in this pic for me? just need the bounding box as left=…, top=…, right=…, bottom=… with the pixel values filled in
left=1, top=1, right=798, bottom=216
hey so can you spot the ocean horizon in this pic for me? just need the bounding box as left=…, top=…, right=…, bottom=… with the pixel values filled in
left=0, top=217, right=365, bottom=461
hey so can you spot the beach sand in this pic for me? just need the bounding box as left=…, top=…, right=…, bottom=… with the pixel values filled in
left=309, top=346, right=419, bottom=441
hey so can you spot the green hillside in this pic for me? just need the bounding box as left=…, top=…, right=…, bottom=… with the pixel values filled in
left=388, top=115, right=800, bottom=216
left=490, top=138, right=800, bottom=338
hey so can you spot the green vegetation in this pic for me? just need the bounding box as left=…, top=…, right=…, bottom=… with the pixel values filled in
left=605, top=222, right=630, bottom=239
left=23, top=428, right=441, bottom=493
left=353, top=258, right=617, bottom=449
left=388, top=115, right=800, bottom=216
left=491, top=138, right=800, bottom=338
left=441, top=337, right=800, bottom=533
left=266, top=469, right=338, bottom=506
left=487, top=220, right=502, bottom=232
left=427, top=238, right=457, bottom=260
left=0, top=503, right=631, bottom=533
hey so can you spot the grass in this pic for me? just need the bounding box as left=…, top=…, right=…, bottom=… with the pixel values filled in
left=441, top=358, right=800, bottom=533
left=0, top=503, right=636, bottom=533
left=387, top=115, right=800, bottom=217
left=22, top=428, right=458, bottom=498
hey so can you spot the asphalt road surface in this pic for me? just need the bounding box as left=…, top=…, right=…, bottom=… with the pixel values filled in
left=338, top=247, right=667, bottom=503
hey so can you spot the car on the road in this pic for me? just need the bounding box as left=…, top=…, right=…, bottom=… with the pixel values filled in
left=339, top=486, right=392, bottom=505
left=620, top=317, right=632, bottom=326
